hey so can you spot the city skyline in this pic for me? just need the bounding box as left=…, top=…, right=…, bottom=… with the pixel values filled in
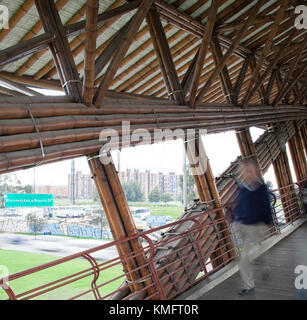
left=35, top=167, right=183, bottom=200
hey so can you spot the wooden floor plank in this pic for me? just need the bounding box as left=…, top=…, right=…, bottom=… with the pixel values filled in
left=199, top=222, right=307, bottom=300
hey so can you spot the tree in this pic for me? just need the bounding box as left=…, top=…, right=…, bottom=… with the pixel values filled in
left=23, top=185, right=33, bottom=194
left=0, top=174, right=21, bottom=193
left=26, top=213, right=46, bottom=239
left=160, top=193, right=173, bottom=203
left=92, top=213, right=109, bottom=239
left=0, top=174, right=33, bottom=194
left=123, top=182, right=144, bottom=202
left=149, top=187, right=161, bottom=203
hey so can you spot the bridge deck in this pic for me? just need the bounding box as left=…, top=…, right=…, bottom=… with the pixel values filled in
left=199, top=222, right=307, bottom=300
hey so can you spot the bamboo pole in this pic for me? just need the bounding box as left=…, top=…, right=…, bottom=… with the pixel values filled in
left=82, top=0, right=99, bottom=106
left=242, top=30, right=297, bottom=107
left=15, top=0, right=74, bottom=76
left=195, top=0, right=266, bottom=105
left=94, top=0, right=154, bottom=107
left=0, top=33, right=55, bottom=67
left=0, top=119, right=305, bottom=176
left=146, top=5, right=185, bottom=104
left=188, top=0, right=218, bottom=107
left=0, top=76, right=42, bottom=97
left=35, top=0, right=82, bottom=101
left=87, top=156, right=150, bottom=296
left=241, top=0, right=289, bottom=108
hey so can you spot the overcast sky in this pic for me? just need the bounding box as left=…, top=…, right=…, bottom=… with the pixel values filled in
left=13, top=126, right=285, bottom=189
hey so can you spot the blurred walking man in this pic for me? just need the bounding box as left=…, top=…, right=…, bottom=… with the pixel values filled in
left=234, top=159, right=272, bottom=296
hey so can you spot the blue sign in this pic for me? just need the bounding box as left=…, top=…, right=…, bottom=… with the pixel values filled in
left=4, top=193, right=53, bottom=207
left=147, top=215, right=167, bottom=228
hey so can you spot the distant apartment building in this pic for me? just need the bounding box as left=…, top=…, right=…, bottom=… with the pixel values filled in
left=119, top=169, right=182, bottom=200
left=68, top=171, right=94, bottom=199
left=35, top=185, right=68, bottom=198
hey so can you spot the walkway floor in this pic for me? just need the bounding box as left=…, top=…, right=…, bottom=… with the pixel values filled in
left=199, top=222, right=307, bottom=300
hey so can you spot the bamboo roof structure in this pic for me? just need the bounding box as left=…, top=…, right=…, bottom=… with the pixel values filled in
left=0, top=0, right=306, bottom=105
left=0, top=0, right=307, bottom=301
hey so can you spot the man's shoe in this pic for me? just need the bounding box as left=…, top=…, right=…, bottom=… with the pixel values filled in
left=238, top=288, right=254, bottom=296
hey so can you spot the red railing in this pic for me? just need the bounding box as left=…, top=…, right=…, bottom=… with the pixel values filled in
left=0, top=180, right=306, bottom=300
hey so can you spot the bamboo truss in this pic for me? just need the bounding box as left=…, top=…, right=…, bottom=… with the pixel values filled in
left=0, top=0, right=307, bottom=300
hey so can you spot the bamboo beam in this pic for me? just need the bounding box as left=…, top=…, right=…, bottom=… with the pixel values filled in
left=195, top=0, right=265, bottom=105
left=35, top=0, right=82, bottom=101
left=16, top=0, right=137, bottom=78
left=146, top=5, right=185, bottom=104
left=0, top=76, right=42, bottom=97
left=146, top=17, right=172, bottom=98
left=38, top=1, right=123, bottom=81
left=233, top=54, right=252, bottom=105
left=0, top=86, right=24, bottom=97
left=181, top=49, right=199, bottom=96
left=0, top=102, right=305, bottom=174
left=209, top=35, right=234, bottom=105
left=65, top=0, right=140, bottom=37
left=82, top=0, right=99, bottom=106
left=264, top=68, right=277, bottom=105
left=115, top=32, right=197, bottom=93
left=243, top=29, right=297, bottom=107
left=0, top=33, right=55, bottom=67
left=94, top=21, right=131, bottom=80
left=156, top=1, right=251, bottom=60
left=15, top=0, right=72, bottom=76
left=0, top=72, right=63, bottom=91
left=188, top=0, right=218, bottom=107
left=94, top=0, right=154, bottom=107
left=273, top=34, right=307, bottom=107
left=275, top=62, right=307, bottom=106
left=241, top=0, right=288, bottom=108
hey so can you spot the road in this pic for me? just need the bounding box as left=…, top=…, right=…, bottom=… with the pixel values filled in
left=0, top=233, right=119, bottom=261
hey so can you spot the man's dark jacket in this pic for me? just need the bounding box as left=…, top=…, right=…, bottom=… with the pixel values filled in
left=234, top=181, right=272, bottom=225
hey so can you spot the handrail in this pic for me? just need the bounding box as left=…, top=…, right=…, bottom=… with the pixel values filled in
left=0, top=180, right=306, bottom=300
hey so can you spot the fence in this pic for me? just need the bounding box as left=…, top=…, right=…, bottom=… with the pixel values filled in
left=0, top=180, right=306, bottom=300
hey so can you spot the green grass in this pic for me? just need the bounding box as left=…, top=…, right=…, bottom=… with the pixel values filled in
left=54, top=198, right=100, bottom=206
left=0, top=249, right=124, bottom=300
left=128, top=202, right=184, bottom=220
left=54, top=198, right=184, bottom=220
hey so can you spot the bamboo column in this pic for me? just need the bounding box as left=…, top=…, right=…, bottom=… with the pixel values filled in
left=184, top=132, right=235, bottom=268
left=300, top=124, right=307, bottom=157
left=235, top=127, right=261, bottom=169
left=288, top=122, right=307, bottom=181
left=88, top=155, right=156, bottom=298
left=272, top=125, right=299, bottom=222
left=82, top=0, right=99, bottom=106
